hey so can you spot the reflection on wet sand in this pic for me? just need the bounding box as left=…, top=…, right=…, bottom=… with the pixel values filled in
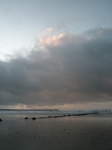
left=0, top=115, right=112, bottom=150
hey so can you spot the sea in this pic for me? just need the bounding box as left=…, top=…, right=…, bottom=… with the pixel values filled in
left=0, top=109, right=112, bottom=120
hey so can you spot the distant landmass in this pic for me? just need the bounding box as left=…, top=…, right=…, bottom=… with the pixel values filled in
left=0, top=109, right=59, bottom=111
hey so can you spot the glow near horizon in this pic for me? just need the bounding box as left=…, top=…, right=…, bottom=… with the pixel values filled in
left=1, top=102, right=112, bottom=110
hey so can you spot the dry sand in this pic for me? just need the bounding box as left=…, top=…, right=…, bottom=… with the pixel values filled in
left=0, top=116, right=112, bottom=150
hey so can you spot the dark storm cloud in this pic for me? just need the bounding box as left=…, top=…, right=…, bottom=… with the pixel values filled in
left=0, top=28, right=112, bottom=106
left=0, top=58, right=42, bottom=95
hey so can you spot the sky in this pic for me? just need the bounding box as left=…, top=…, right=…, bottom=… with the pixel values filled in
left=0, top=0, right=112, bottom=110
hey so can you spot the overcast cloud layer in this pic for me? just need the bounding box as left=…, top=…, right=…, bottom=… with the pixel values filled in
left=0, top=28, right=112, bottom=106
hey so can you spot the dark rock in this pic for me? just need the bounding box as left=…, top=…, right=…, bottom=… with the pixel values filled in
left=32, top=117, right=36, bottom=120
left=0, top=118, right=2, bottom=121
left=24, top=117, right=28, bottom=119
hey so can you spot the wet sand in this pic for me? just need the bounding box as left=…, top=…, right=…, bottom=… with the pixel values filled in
left=0, top=116, right=112, bottom=150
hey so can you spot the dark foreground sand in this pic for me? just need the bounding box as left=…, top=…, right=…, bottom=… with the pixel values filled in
left=0, top=116, right=112, bottom=150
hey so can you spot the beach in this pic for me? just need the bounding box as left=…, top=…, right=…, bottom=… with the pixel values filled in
left=0, top=113, right=112, bottom=150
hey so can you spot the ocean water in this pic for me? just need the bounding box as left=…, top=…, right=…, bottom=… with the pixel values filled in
left=0, top=109, right=112, bottom=120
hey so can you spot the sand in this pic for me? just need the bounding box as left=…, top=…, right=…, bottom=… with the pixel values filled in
left=0, top=115, right=112, bottom=150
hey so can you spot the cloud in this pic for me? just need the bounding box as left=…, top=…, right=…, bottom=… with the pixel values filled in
left=43, top=27, right=53, bottom=35
left=0, top=28, right=112, bottom=106
left=39, top=33, right=65, bottom=48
